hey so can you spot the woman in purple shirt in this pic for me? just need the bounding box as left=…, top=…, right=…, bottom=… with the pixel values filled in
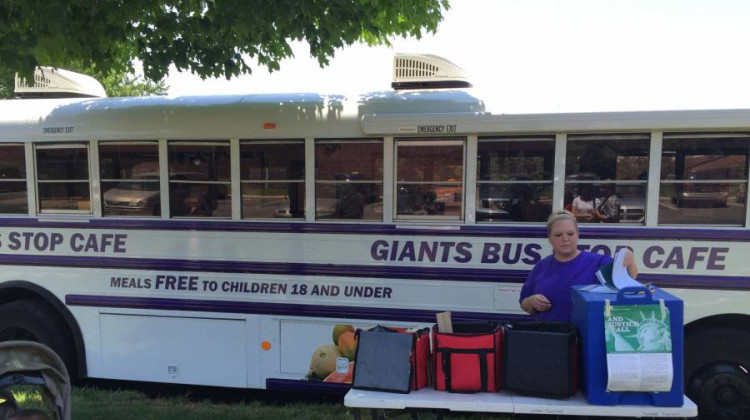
left=519, top=210, right=639, bottom=322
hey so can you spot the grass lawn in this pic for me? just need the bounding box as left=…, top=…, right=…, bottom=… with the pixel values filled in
left=7, top=384, right=515, bottom=420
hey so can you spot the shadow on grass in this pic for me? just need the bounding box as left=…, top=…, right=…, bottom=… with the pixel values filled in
left=75, top=378, right=345, bottom=406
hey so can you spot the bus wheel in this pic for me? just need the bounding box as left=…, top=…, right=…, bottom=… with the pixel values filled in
left=686, top=327, right=750, bottom=420
left=0, top=300, right=74, bottom=372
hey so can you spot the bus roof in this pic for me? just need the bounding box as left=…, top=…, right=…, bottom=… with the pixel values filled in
left=363, top=107, right=750, bottom=135
left=3, top=88, right=750, bottom=141
left=0, top=90, right=485, bottom=141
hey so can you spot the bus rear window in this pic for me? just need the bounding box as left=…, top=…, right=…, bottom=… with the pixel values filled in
left=0, top=144, right=27, bottom=214
left=36, top=143, right=90, bottom=213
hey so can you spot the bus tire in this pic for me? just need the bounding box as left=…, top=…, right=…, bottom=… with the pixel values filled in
left=685, top=327, right=750, bottom=420
left=0, top=299, right=75, bottom=374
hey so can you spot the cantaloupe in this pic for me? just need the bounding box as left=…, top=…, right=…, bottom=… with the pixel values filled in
left=308, top=344, right=341, bottom=379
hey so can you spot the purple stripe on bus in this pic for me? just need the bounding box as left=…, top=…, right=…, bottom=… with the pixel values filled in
left=3, top=254, right=750, bottom=289
left=65, top=294, right=532, bottom=323
left=265, top=378, right=350, bottom=395
left=1, top=217, right=749, bottom=241
left=0, top=254, right=529, bottom=282
left=639, top=274, right=750, bottom=290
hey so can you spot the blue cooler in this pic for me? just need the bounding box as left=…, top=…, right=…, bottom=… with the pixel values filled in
left=571, top=285, right=683, bottom=406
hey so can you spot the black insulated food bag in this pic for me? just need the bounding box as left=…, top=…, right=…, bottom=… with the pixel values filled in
left=351, top=328, right=414, bottom=393
left=503, top=321, right=579, bottom=397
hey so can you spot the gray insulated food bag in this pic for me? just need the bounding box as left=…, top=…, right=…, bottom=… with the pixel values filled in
left=352, top=329, right=414, bottom=393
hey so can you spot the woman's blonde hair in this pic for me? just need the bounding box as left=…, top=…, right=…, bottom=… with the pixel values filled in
left=547, top=209, right=578, bottom=235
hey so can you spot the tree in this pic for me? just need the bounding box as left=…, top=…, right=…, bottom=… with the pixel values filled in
left=0, top=67, right=14, bottom=99
left=0, top=63, right=168, bottom=99
left=1, top=0, right=450, bottom=82
left=85, top=67, right=169, bottom=97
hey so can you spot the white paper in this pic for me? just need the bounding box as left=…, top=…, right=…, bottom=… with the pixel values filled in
left=585, top=248, right=641, bottom=294
left=607, top=353, right=673, bottom=392
left=604, top=304, right=674, bottom=392
left=612, top=248, right=642, bottom=290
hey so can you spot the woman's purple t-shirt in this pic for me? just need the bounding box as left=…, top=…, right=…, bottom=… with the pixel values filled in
left=519, top=251, right=612, bottom=322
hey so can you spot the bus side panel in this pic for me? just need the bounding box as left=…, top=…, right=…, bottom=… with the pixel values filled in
left=666, top=288, right=750, bottom=324
left=99, top=313, right=248, bottom=387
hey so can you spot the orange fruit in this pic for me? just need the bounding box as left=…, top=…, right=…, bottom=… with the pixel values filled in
left=332, top=324, right=355, bottom=345
left=337, top=331, right=358, bottom=361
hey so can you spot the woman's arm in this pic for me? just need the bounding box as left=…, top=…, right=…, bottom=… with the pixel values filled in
left=571, top=197, right=595, bottom=221
left=571, top=205, right=587, bottom=221
left=570, top=198, right=581, bottom=218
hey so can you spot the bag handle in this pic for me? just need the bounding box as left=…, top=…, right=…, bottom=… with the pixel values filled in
left=479, top=349, right=488, bottom=392
left=410, top=334, right=418, bottom=389
left=616, top=286, right=652, bottom=303
left=441, top=348, right=452, bottom=391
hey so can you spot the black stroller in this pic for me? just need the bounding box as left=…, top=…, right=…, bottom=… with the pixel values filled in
left=0, top=341, right=71, bottom=420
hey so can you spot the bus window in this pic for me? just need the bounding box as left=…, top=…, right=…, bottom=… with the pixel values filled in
left=0, top=144, right=27, bottom=214
left=566, top=134, right=649, bottom=224
left=659, top=134, right=749, bottom=225
left=240, top=141, right=305, bottom=219
left=315, top=140, right=383, bottom=221
left=36, top=143, right=91, bottom=213
left=100, top=142, right=160, bottom=217
left=476, top=137, right=554, bottom=222
left=396, top=139, right=463, bottom=221
left=168, top=141, right=231, bottom=218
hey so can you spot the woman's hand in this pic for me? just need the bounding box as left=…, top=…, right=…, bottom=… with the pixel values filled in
left=621, top=248, right=639, bottom=278
left=521, top=294, right=551, bottom=315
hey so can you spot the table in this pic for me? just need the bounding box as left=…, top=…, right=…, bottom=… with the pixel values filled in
left=345, top=388, right=698, bottom=419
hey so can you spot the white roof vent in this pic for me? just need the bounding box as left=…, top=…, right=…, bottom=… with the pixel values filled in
left=14, top=67, right=107, bottom=99
left=392, top=54, right=471, bottom=90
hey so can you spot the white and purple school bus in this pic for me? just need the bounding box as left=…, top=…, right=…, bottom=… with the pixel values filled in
left=0, top=58, right=748, bottom=419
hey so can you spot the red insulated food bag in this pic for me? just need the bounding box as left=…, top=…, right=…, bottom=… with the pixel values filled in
left=411, top=328, right=431, bottom=390
left=433, top=322, right=503, bottom=393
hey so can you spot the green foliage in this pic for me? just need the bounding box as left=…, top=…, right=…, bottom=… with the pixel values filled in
left=1, top=0, right=450, bottom=83
left=0, top=67, right=14, bottom=99
left=80, top=67, right=169, bottom=97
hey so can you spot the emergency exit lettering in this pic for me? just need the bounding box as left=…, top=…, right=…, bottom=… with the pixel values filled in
left=417, top=124, right=456, bottom=133
left=43, top=126, right=73, bottom=134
